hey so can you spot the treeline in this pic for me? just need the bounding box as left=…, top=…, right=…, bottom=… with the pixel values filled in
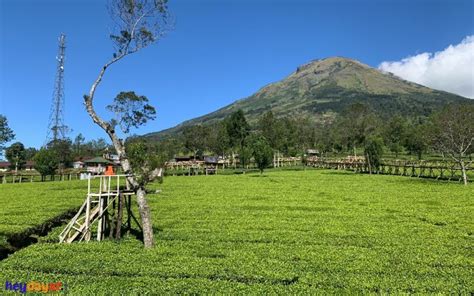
left=1, top=130, right=113, bottom=177
left=145, top=102, right=473, bottom=182
left=1, top=101, right=472, bottom=183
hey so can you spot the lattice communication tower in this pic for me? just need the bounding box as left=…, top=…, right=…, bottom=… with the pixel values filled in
left=45, top=33, right=68, bottom=145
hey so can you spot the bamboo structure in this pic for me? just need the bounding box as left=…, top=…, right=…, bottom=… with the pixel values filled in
left=59, top=174, right=135, bottom=243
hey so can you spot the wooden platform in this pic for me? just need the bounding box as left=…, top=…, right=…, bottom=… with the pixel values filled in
left=59, top=175, right=135, bottom=243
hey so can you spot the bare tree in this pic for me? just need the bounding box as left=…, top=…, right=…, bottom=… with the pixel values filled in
left=431, top=104, right=474, bottom=185
left=83, top=0, right=170, bottom=247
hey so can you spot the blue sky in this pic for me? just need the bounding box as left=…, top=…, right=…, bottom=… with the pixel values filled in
left=1, top=0, right=473, bottom=149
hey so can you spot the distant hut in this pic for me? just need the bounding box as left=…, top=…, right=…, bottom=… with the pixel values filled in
left=83, top=157, right=115, bottom=174
left=24, top=161, right=35, bottom=171
left=306, top=149, right=320, bottom=157
left=174, top=156, right=192, bottom=162
left=73, top=161, right=85, bottom=169
left=0, top=161, right=10, bottom=172
left=204, top=156, right=218, bottom=174
left=0, top=161, right=35, bottom=172
left=204, top=156, right=218, bottom=165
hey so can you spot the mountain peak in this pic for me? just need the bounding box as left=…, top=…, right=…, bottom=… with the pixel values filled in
left=145, top=57, right=470, bottom=140
left=295, top=56, right=370, bottom=74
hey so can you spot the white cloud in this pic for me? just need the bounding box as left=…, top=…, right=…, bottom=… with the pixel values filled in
left=379, top=36, right=474, bottom=98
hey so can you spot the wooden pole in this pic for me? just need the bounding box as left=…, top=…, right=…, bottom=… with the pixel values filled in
left=97, top=196, right=103, bottom=241
left=109, top=196, right=116, bottom=239
left=85, top=178, right=91, bottom=242
left=115, top=193, right=124, bottom=239
left=126, top=195, right=132, bottom=234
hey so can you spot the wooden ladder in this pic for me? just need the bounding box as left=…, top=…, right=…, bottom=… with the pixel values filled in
left=59, top=174, right=128, bottom=243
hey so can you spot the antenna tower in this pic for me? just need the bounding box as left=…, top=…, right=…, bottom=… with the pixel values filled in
left=45, top=33, right=68, bottom=145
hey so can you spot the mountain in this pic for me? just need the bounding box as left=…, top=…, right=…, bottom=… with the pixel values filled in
left=145, top=57, right=470, bottom=140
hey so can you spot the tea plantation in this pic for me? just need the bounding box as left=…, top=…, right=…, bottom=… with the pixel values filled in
left=0, top=170, right=473, bottom=294
left=0, top=181, right=86, bottom=251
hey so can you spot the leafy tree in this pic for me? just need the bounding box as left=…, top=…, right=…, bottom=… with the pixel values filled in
left=226, top=110, right=250, bottom=150
left=71, top=136, right=113, bottom=158
left=82, top=0, right=170, bottom=248
left=225, top=110, right=250, bottom=167
left=5, top=142, right=26, bottom=173
left=206, top=122, right=230, bottom=157
left=73, top=133, right=86, bottom=157
left=158, top=137, right=183, bottom=161
left=250, top=135, right=273, bottom=174
left=182, top=125, right=208, bottom=159
left=33, top=148, right=59, bottom=181
left=46, top=138, right=73, bottom=172
left=315, top=122, right=336, bottom=156
left=126, top=140, right=164, bottom=186
left=89, top=138, right=112, bottom=156
left=279, top=117, right=298, bottom=156
left=294, top=116, right=316, bottom=154
left=364, top=136, right=384, bottom=174
left=383, top=115, right=407, bottom=158
left=0, top=115, right=15, bottom=157
left=259, top=111, right=283, bottom=150
left=404, top=123, right=428, bottom=160
left=335, top=103, right=379, bottom=156
left=107, top=91, right=156, bottom=134
left=429, top=103, right=474, bottom=185
left=239, top=145, right=253, bottom=169
left=24, top=147, right=38, bottom=161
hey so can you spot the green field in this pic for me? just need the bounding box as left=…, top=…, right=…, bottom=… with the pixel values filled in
left=0, top=170, right=473, bottom=294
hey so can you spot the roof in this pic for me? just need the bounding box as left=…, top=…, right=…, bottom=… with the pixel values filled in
left=175, top=156, right=192, bottom=161
left=204, top=156, right=218, bottom=164
left=0, top=161, right=34, bottom=168
left=83, top=157, right=114, bottom=164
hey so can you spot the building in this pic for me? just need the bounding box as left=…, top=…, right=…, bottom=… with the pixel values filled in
left=83, top=157, right=116, bottom=174
left=24, top=161, right=35, bottom=171
left=306, top=149, right=320, bottom=157
left=0, top=161, right=9, bottom=172
left=0, top=161, right=35, bottom=172
left=72, top=161, right=85, bottom=169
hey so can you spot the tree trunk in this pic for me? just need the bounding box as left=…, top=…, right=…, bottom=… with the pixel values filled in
left=460, top=160, right=468, bottom=186
left=136, top=186, right=154, bottom=247
left=366, top=152, right=372, bottom=174
left=119, top=154, right=154, bottom=248
left=115, top=193, right=124, bottom=239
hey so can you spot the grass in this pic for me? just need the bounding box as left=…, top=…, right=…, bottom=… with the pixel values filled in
left=0, top=170, right=473, bottom=294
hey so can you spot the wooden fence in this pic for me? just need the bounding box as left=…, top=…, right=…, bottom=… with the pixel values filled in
left=2, top=158, right=471, bottom=183
left=0, top=173, right=83, bottom=184
left=307, top=159, right=473, bottom=182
